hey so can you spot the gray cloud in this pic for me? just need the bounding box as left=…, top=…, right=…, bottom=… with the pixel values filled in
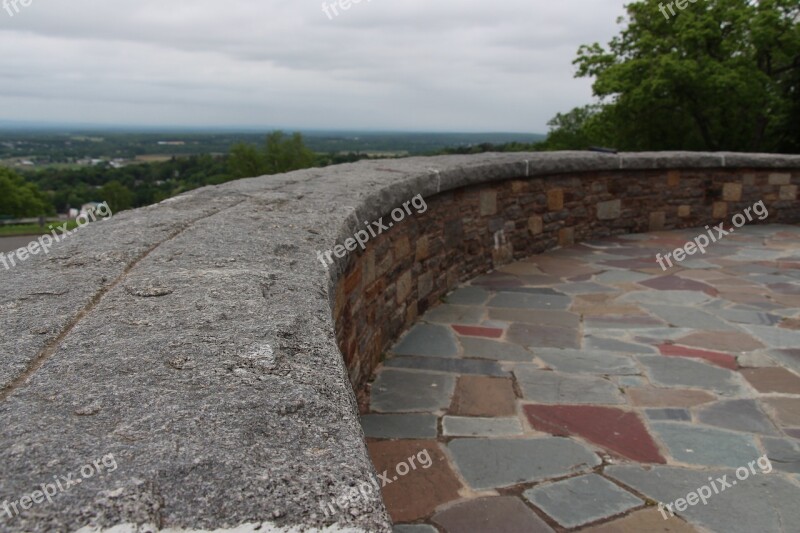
left=0, top=0, right=627, bottom=131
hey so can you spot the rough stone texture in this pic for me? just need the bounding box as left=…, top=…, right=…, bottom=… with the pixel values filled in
left=3, top=153, right=800, bottom=531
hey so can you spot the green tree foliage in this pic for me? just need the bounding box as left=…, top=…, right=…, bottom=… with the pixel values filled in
left=228, top=131, right=317, bottom=178
left=0, top=168, right=52, bottom=217
left=545, top=0, right=800, bottom=152
left=99, top=180, right=134, bottom=213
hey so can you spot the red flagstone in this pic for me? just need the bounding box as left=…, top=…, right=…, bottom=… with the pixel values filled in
left=452, top=325, right=503, bottom=339
left=657, top=343, right=737, bottom=370
left=639, top=275, right=719, bottom=297
left=524, top=405, right=666, bottom=463
left=675, top=331, right=764, bottom=353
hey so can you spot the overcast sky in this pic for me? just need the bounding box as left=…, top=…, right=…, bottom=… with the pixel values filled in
left=0, top=0, right=627, bottom=133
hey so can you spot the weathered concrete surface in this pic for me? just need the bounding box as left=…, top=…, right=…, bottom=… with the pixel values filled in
left=1, top=152, right=799, bottom=532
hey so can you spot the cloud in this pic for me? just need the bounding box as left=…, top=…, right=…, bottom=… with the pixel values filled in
left=0, top=0, right=627, bottom=131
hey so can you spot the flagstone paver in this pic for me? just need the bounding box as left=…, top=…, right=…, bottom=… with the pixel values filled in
left=449, top=376, right=517, bottom=417
left=514, top=367, right=626, bottom=404
left=447, top=437, right=601, bottom=490
left=523, top=474, right=643, bottom=528
left=362, top=225, right=800, bottom=532
left=431, top=497, right=555, bottom=533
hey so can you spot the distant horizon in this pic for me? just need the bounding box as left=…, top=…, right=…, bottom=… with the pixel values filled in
left=0, top=120, right=547, bottom=137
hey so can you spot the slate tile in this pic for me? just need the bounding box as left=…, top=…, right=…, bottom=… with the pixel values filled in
left=514, top=367, right=625, bottom=404
left=432, top=496, right=555, bottom=533
left=385, top=356, right=508, bottom=377
left=392, top=324, right=459, bottom=357
left=371, top=369, right=455, bottom=413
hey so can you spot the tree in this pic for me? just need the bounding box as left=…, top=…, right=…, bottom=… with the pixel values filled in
left=0, top=168, right=52, bottom=217
left=227, top=131, right=317, bottom=178
left=546, top=0, right=800, bottom=152
left=99, top=180, right=134, bottom=213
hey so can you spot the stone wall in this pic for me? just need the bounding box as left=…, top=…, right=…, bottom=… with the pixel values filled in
left=1, top=152, right=799, bottom=532
left=334, top=160, right=800, bottom=392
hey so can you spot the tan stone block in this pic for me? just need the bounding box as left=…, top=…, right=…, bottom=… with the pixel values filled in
left=396, top=271, right=412, bottom=303
left=451, top=376, right=517, bottom=417
left=712, top=201, right=728, bottom=219
left=596, top=199, right=621, bottom=220
left=415, top=236, right=430, bottom=262
left=678, top=205, right=691, bottom=218
left=558, top=227, right=574, bottom=246
left=649, top=211, right=666, bottom=231
left=780, top=185, right=798, bottom=201
left=667, top=170, right=680, bottom=186
left=394, top=235, right=411, bottom=259
left=364, top=249, right=376, bottom=284
left=769, top=173, right=791, bottom=185
left=547, top=188, right=564, bottom=211
left=418, top=271, right=433, bottom=299
left=723, top=182, right=742, bottom=201
left=528, top=215, right=543, bottom=235
left=480, top=190, right=497, bottom=216
left=511, top=180, right=525, bottom=193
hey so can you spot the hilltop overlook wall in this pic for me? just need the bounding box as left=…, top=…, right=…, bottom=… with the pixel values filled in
left=0, top=152, right=799, bottom=532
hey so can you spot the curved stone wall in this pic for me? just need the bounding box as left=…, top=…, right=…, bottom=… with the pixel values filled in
left=332, top=153, right=800, bottom=393
left=0, top=152, right=798, bottom=532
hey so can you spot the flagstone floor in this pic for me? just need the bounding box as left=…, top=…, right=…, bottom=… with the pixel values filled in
left=360, top=224, right=800, bottom=533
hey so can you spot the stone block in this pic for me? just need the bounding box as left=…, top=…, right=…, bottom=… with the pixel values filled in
left=528, top=215, right=543, bottom=235
left=667, top=170, right=680, bottom=186
left=559, top=227, right=574, bottom=246
left=712, top=201, right=728, bottom=219
left=649, top=211, right=666, bottom=231
left=396, top=270, right=413, bottom=303
left=769, top=173, right=791, bottom=185
left=678, top=205, right=691, bottom=218
left=723, top=182, right=742, bottom=201
left=415, top=235, right=429, bottom=261
left=547, top=189, right=564, bottom=211
left=780, top=185, right=798, bottom=201
left=480, top=190, right=497, bottom=216
left=596, top=199, right=621, bottom=220
left=418, top=271, right=433, bottom=299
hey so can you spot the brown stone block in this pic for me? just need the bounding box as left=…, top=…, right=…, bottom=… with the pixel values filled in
left=547, top=188, right=564, bottom=211
left=678, top=205, right=691, bottom=218
left=396, top=271, right=412, bottom=303
left=394, top=235, right=411, bottom=259
left=366, top=440, right=462, bottom=523
left=451, top=376, right=517, bottom=417
left=667, top=170, right=680, bottom=186
left=742, top=173, right=756, bottom=186
left=364, top=249, right=376, bottom=285
left=343, top=264, right=362, bottom=294
left=415, top=236, right=430, bottom=261
left=558, top=227, right=574, bottom=246
left=418, top=271, right=434, bottom=299
left=769, top=173, right=791, bottom=185
left=511, top=180, right=525, bottom=193
left=723, top=182, right=742, bottom=201
left=649, top=211, right=666, bottom=231
left=480, top=190, right=498, bottom=216
left=780, top=185, right=798, bottom=201
left=528, top=215, right=543, bottom=235
left=712, top=202, right=728, bottom=219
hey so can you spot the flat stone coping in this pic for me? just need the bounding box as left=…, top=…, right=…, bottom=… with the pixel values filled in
left=1, top=152, right=799, bottom=532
